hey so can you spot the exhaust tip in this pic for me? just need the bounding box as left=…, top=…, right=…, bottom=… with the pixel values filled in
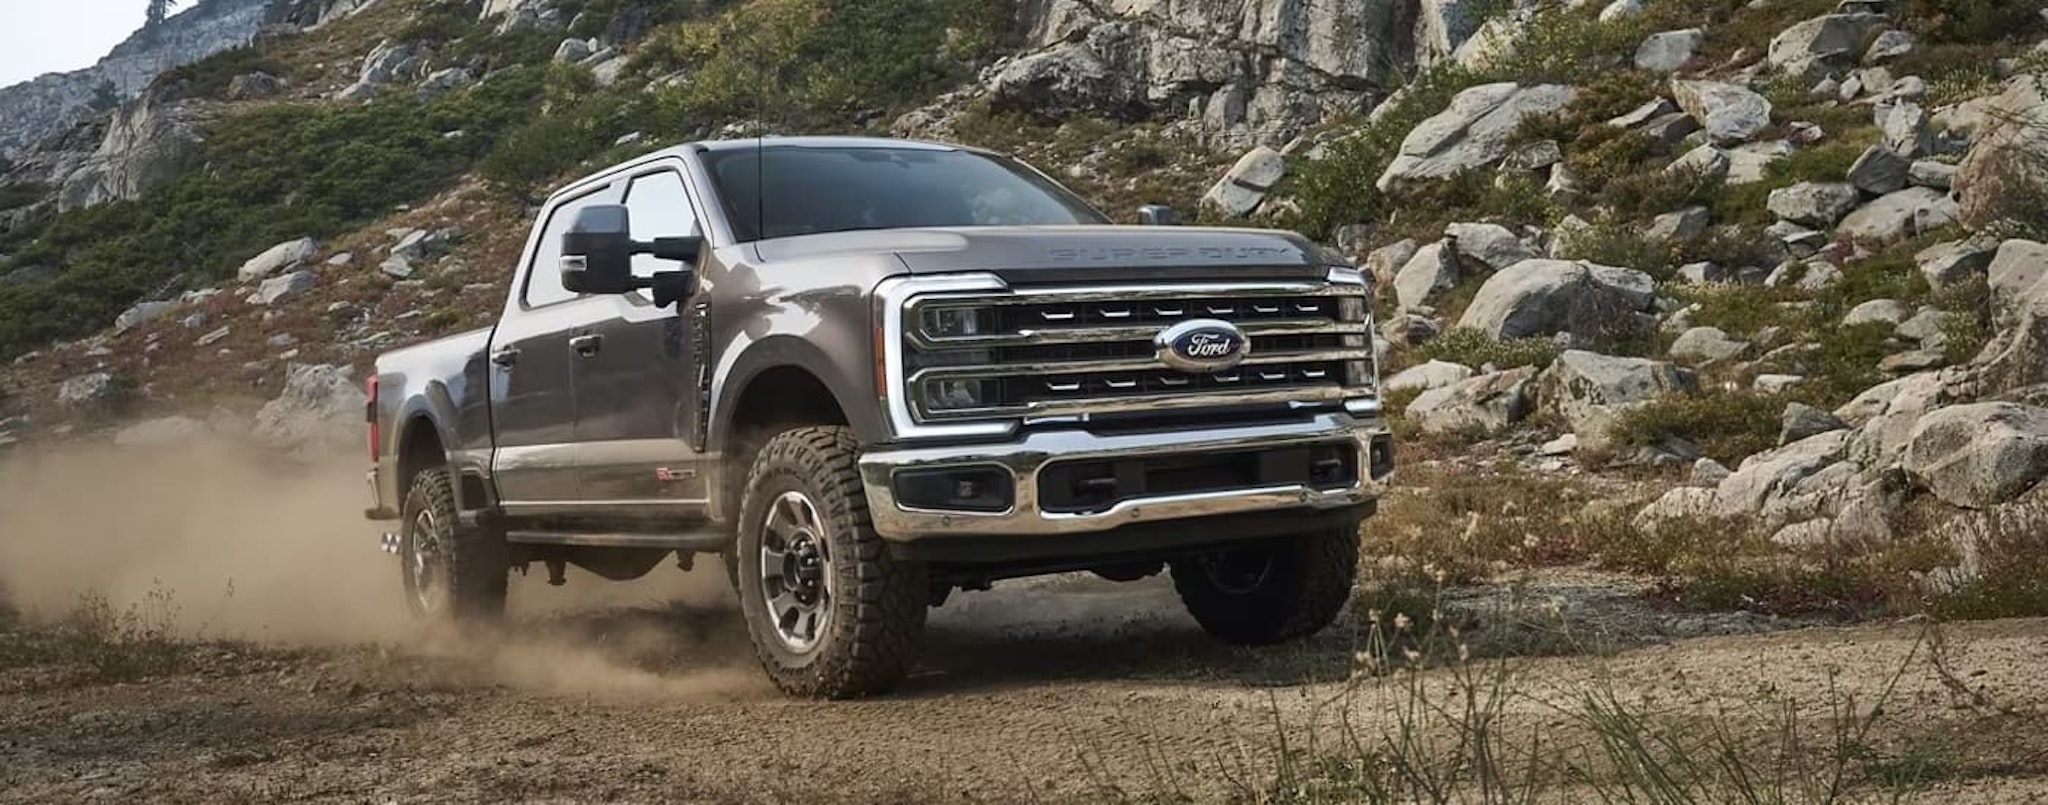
left=379, top=532, right=401, bottom=554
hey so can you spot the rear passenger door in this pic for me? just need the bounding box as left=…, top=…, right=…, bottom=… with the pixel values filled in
left=488, top=184, right=620, bottom=510
left=570, top=166, right=711, bottom=522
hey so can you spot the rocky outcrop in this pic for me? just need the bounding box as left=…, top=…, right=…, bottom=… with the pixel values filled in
left=1904, top=403, right=2048, bottom=508
left=1835, top=186, right=1958, bottom=243
left=1405, top=366, right=1535, bottom=436
left=1955, top=74, right=2047, bottom=231
left=1766, top=13, right=1885, bottom=82
left=0, top=0, right=270, bottom=157
left=1456, top=259, right=1655, bottom=344
left=1377, top=82, right=1576, bottom=189
left=253, top=363, right=368, bottom=454
left=987, top=0, right=1431, bottom=148
left=54, top=86, right=213, bottom=211
left=1538, top=350, right=1696, bottom=451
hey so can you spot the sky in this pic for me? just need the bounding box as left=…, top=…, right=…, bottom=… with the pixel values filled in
left=0, top=0, right=150, bottom=88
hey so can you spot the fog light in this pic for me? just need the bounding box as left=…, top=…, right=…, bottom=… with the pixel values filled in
left=895, top=466, right=1013, bottom=512
left=928, top=378, right=989, bottom=410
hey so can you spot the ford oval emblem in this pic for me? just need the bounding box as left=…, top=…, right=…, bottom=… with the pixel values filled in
left=1155, top=319, right=1249, bottom=374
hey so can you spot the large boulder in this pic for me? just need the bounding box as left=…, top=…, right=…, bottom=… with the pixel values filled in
left=1635, top=29, right=1704, bottom=74
left=1200, top=146, right=1286, bottom=217
left=1457, top=259, right=1655, bottom=343
left=247, top=270, right=319, bottom=306
left=1384, top=359, right=1475, bottom=393
left=1956, top=74, right=2048, bottom=231
left=56, top=372, right=120, bottom=408
left=253, top=364, right=370, bottom=454
left=1904, top=403, right=2048, bottom=508
left=236, top=237, right=319, bottom=281
left=57, top=89, right=211, bottom=211
left=1846, top=145, right=1910, bottom=195
left=1405, top=367, right=1536, bottom=436
left=1767, top=181, right=1861, bottom=227
left=113, top=300, right=177, bottom=335
left=1668, top=326, right=1749, bottom=364
left=1880, top=101, right=1932, bottom=158
left=1988, top=239, right=2048, bottom=314
left=1835, top=186, right=1958, bottom=243
left=1671, top=79, right=1772, bottom=145
left=1444, top=221, right=1536, bottom=271
left=1538, top=350, right=1696, bottom=449
left=335, top=40, right=425, bottom=101
left=1393, top=241, right=1460, bottom=310
left=1915, top=237, right=1998, bottom=290
left=1713, top=430, right=1850, bottom=520
left=1767, top=13, right=1886, bottom=81
left=1377, top=82, right=1576, bottom=190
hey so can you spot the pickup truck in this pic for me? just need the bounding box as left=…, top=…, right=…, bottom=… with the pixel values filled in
left=364, top=136, right=1393, bottom=698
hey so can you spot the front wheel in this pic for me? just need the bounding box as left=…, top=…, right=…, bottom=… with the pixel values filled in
left=735, top=426, right=927, bottom=698
left=1169, top=520, right=1361, bottom=645
left=399, top=467, right=508, bottom=625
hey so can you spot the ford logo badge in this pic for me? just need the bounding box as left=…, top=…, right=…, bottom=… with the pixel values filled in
left=1155, top=319, right=1249, bottom=374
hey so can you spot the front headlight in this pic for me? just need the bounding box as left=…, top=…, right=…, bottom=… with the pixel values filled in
left=920, top=305, right=994, bottom=340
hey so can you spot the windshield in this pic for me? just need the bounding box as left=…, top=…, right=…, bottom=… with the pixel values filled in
left=705, top=145, right=1109, bottom=242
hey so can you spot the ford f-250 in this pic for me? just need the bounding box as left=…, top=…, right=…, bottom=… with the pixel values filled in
left=364, top=136, right=1393, bottom=698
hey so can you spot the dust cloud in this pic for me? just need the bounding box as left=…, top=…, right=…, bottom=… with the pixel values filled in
left=0, top=436, right=762, bottom=698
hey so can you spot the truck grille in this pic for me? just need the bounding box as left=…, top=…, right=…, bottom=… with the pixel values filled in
left=901, top=283, right=1375, bottom=422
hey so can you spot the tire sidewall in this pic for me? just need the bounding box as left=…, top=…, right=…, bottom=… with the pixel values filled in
left=736, top=450, right=853, bottom=676
left=399, top=473, right=454, bottom=618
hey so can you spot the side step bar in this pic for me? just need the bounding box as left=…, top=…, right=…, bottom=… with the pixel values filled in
left=505, top=530, right=729, bottom=551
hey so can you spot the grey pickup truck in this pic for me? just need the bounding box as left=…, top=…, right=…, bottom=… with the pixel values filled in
left=364, top=136, right=1393, bottom=697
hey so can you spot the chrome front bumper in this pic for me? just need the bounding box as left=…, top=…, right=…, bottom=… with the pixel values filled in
left=858, top=412, right=1389, bottom=541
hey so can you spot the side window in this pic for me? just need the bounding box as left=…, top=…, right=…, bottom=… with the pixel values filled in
left=623, top=170, right=701, bottom=279
left=521, top=192, right=602, bottom=308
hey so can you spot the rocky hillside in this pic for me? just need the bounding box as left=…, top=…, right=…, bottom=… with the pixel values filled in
left=0, top=0, right=279, bottom=157
left=1, top=0, right=2047, bottom=615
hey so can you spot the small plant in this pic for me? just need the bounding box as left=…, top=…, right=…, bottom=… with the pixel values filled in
left=57, top=588, right=187, bottom=682
left=1609, top=387, right=1784, bottom=466
left=1416, top=327, right=1562, bottom=371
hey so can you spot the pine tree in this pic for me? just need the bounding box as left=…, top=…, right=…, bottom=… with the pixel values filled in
left=144, top=0, right=180, bottom=31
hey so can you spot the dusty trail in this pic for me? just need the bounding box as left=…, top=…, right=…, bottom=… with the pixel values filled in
left=3, top=440, right=2048, bottom=802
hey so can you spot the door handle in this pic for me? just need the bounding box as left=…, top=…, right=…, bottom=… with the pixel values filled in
left=490, top=347, right=520, bottom=367
left=570, top=334, right=603, bottom=356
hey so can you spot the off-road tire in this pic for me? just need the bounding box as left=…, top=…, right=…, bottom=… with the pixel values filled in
left=400, top=467, right=509, bottom=624
left=1169, top=521, right=1360, bottom=645
left=736, top=426, right=927, bottom=698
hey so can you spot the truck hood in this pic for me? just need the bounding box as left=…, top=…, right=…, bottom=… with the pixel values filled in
left=752, top=226, right=1334, bottom=283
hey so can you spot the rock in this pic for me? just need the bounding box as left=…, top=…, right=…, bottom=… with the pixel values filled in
left=1538, top=433, right=1579, bottom=456
left=1863, top=29, right=1915, bottom=62
left=1538, top=350, right=1697, bottom=450
left=1693, top=457, right=1733, bottom=485
left=1365, top=239, right=1421, bottom=287
left=1380, top=314, right=1442, bottom=347
left=1835, top=186, right=1958, bottom=242
left=247, top=270, right=318, bottom=306
left=1896, top=307, right=1952, bottom=344
left=1672, top=79, right=1773, bottom=144
left=1377, top=83, right=1576, bottom=190
left=195, top=326, right=232, bottom=348
left=1444, top=222, right=1537, bottom=270
left=1676, top=261, right=1728, bottom=285
left=1765, top=260, right=1841, bottom=290
left=336, top=40, right=424, bottom=101
left=1384, top=359, right=1476, bottom=393
left=1646, top=206, right=1711, bottom=242
left=1667, top=144, right=1732, bottom=183
left=1904, top=403, right=2048, bottom=508
left=1881, top=348, right=1947, bottom=373
left=1907, top=159, right=1954, bottom=189
left=56, top=372, right=118, bottom=408
left=1915, top=237, right=1998, bottom=290
left=1768, top=13, right=1886, bottom=81
left=113, top=416, right=206, bottom=448
left=1846, top=145, right=1910, bottom=195
left=1887, top=76, right=1926, bottom=102
left=1642, top=112, right=1705, bottom=149
left=1781, top=402, right=1848, bottom=446
left=590, top=55, right=630, bottom=87
left=553, top=38, right=595, bottom=64
left=1955, top=75, right=2047, bottom=231
left=1725, top=140, right=1793, bottom=184
left=1755, top=373, right=1807, bottom=394
left=1501, top=139, right=1563, bottom=172
left=1200, top=146, right=1287, bottom=217
left=1989, top=239, right=2048, bottom=314
left=1405, top=367, right=1536, bottom=435
left=226, top=71, right=284, bottom=101
left=1836, top=372, right=1950, bottom=425
left=1879, top=101, right=1932, bottom=158
left=1633, top=486, right=1717, bottom=535
left=379, top=256, right=414, bottom=279
left=253, top=364, right=370, bottom=454
left=1608, top=97, right=1676, bottom=128
left=1457, top=259, right=1656, bottom=342
left=113, top=300, right=177, bottom=335
left=416, top=67, right=474, bottom=100
left=1785, top=120, right=1827, bottom=146
left=1843, top=298, right=1909, bottom=327
left=1766, top=220, right=1828, bottom=251
left=1394, top=241, right=1460, bottom=311
left=1713, top=430, right=1851, bottom=519
left=1636, top=29, right=1704, bottom=73
left=1669, top=326, right=1750, bottom=363
left=1597, top=0, right=1643, bottom=22
left=1768, top=182, right=1861, bottom=227
left=237, top=237, right=319, bottom=282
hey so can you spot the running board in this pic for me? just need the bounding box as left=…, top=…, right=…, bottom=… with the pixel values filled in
left=505, top=530, right=728, bottom=551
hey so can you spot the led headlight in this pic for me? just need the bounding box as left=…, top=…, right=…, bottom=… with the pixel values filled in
left=921, top=306, right=993, bottom=339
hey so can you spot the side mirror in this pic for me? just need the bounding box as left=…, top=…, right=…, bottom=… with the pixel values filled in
left=1137, top=204, right=1180, bottom=226
left=560, top=204, right=704, bottom=301
left=561, top=204, right=638, bottom=295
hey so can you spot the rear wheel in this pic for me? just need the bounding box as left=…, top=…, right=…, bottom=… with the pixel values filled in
left=736, top=426, right=926, bottom=698
left=1169, top=521, right=1360, bottom=645
left=399, top=467, right=508, bottom=625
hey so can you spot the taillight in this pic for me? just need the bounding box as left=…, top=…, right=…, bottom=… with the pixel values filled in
left=366, top=375, right=381, bottom=461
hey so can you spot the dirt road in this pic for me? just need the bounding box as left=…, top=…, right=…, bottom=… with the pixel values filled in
left=4, top=442, right=2048, bottom=803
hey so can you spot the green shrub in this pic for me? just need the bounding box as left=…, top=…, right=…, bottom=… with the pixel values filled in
left=1609, top=387, right=1784, bottom=466
left=1898, top=0, right=2047, bottom=44
left=1601, top=163, right=1723, bottom=222
left=1417, top=327, right=1562, bottom=370
left=1557, top=218, right=1681, bottom=277
left=1671, top=284, right=1811, bottom=337
left=0, top=182, right=46, bottom=211
left=157, top=45, right=289, bottom=99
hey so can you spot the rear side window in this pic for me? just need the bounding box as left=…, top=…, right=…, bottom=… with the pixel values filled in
left=522, top=188, right=612, bottom=308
